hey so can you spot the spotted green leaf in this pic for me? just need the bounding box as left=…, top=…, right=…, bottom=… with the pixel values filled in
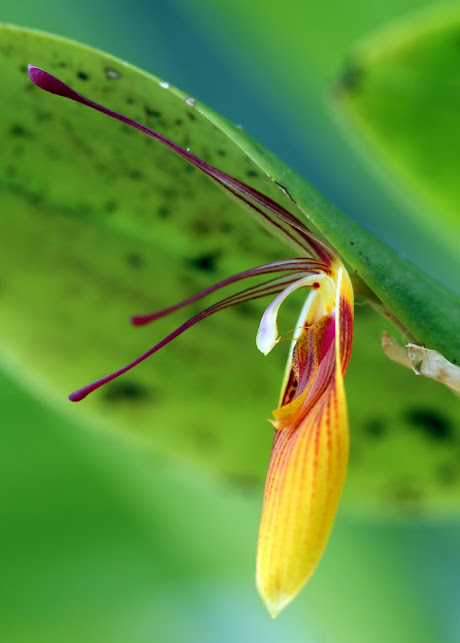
left=0, top=25, right=458, bottom=515
left=334, top=4, right=460, bottom=257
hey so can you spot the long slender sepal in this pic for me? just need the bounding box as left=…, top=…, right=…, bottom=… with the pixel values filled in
left=28, top=65, right=334, bottom=261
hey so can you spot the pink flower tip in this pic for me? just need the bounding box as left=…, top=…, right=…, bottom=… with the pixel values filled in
left=28, top=64, right=79, bottom=101
left=130, top=315, right=149, bottom=326
left=28, top=64, right=45, bottom=85
left=68, top=390, right=87, bottom=402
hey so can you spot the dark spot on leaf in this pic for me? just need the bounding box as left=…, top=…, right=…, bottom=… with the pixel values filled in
left=260, top=227, right=273, bottom=239
left=436, top=463, right=458, bottom=487
left=235, top=302, right=257, bottom=317
left=35, top=111, right=53, bottom=123
left=246, top=169, right=259, bottom=178
left=9, top=124, right=31, bottom=138
left=145, top=106, right=161, bottom=119
left=126, top=96, right=135, bottom=105
left=224, top=472, right=261, bottom=493
left=339, top=62, right=365, bottom=92
left=199, top=145, right=212, bottom=161
left=157, top=206, right=170, bottom=219
left=19, top=64, right=27, bottom=74
left=103, top=381, right=150, bottom=403
left=220, top=222, right=234, bottom=234
left=77, top=70, right=89, bottom=81
left=391, top=480, right=424, bottom=512
left=216, top=149, right=227, bottom=157
left=56, top=61, right=68, bottom=68
left=126, top=252, right=144, bottom=269
left=105, top=200, right=117, bottom=213
left=186, top=111, right=197, bottom=121
left=188, top=252, right=220, bottom=273
left=190, top=218, right=212, bottom=236
left=62, top=118, right=73, bottom=133
left=28, top=193, right=43, bottom=207
left=349, top=240, right=355, bottom=246
left=405, top=408, right=453, bottom=441
left=174, top=118, right=183, bottom=126
left=192, top=428, right=219, bottom=451
left=128, top=169, right=143, bottom=181
left=365, top=418, right=386, bottom=439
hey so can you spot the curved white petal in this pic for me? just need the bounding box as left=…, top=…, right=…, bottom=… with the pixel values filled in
left=256, top=274, right=327, bottom=355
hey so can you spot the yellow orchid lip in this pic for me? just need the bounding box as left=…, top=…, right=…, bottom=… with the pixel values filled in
left=28, top=65, right=354, bottom=617
left=257, top=265, right=353, bottom=617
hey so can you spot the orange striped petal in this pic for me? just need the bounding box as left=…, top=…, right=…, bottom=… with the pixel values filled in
left=256, top=267, right=353, bottom=617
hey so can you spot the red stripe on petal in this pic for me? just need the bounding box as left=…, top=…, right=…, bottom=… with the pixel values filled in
left=336, top=267, right=354, bottom=375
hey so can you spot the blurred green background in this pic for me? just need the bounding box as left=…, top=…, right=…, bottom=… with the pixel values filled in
left=1, top=1, right=459, bottom=642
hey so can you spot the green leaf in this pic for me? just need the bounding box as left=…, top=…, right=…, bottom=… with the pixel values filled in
left=334, top=4, right=460, bottom=257
left=170, top=0, right=458, bottom=290
left=0, top=25, right=458, bottom=515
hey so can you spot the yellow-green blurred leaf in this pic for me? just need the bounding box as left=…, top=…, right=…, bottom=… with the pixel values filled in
left=335, top=5, right=460, bottom=254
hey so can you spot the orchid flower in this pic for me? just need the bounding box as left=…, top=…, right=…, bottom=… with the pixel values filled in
left=28, top=65, right=354, bottom=617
